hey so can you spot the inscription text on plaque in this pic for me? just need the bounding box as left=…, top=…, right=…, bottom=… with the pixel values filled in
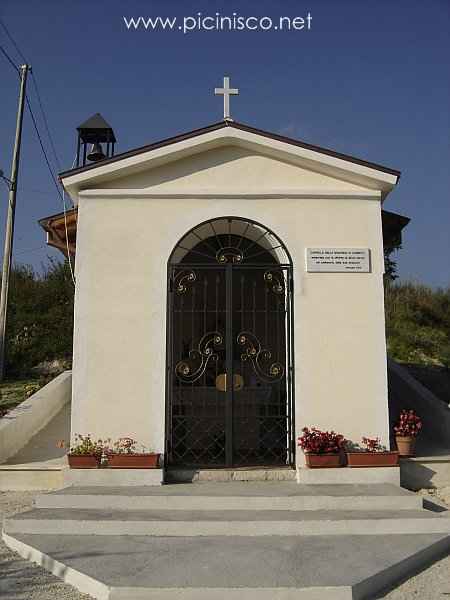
left=306, top=248, right=371, bottom=273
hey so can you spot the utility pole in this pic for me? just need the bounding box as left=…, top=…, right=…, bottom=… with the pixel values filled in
left=0, top=64, right=30, bottom=381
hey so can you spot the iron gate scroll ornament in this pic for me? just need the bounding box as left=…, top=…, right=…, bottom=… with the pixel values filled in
left=174, top=270, right=196, bottom=294
left=216, top=247, right=243, bottom=264
left=264, top=271, right=285, bottom=295
left=175, top=331, right=224, bottom=383
left=237, top=331, right=285, bottom=383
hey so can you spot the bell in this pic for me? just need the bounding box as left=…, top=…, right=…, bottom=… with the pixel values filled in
left=87, top=142, right=106, bottom=162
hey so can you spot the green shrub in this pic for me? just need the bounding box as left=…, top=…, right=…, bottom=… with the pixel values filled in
left=385, top=281, right=450, bottom=366
left=3, top=258, right=74, bottom=377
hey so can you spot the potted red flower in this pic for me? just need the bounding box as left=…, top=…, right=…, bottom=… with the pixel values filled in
left=106, top=437, right=160, bottom=468
left=68, top=434, right=103, bottom=468
left=298, top=427, right=346, bottom=468
left=394, top=409, right=422, bottom=456
left=346, top=437, right=399, bottom=467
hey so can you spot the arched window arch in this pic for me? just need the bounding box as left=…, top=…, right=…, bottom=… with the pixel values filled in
left=169, top=216, right=292, bottom=266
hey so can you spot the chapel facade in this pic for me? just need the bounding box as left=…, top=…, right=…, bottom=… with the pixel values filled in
left=41, top=118, right=409, bottom=472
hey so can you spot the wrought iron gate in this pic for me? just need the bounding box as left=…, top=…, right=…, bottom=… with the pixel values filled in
left=166, top=218, right=294, bottom=468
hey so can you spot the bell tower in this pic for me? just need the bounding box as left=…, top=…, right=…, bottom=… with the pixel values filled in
left=76, top=113, right=116, bottom=167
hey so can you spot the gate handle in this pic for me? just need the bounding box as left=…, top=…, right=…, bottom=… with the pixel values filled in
left=215, top=373, right=244, bottom=392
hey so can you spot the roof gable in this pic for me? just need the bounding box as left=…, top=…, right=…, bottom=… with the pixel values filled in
left=61, top=120, right=400, bottom=201
left=95, top=145, right=376, bottom=196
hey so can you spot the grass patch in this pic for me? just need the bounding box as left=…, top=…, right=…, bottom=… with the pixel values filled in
left=0, top=377, right=50, bottom=418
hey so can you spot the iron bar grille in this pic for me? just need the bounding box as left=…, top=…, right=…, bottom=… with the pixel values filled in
left=166, top=218, right=294, bottom=468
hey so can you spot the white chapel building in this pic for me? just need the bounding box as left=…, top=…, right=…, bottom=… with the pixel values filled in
left=40, top=88, right=409, bottom=474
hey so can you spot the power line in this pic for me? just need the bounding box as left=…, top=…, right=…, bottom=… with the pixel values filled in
left=14, top=244, right=46, bottom=256
left=1, top=17, right=62, bottom=172
left=0, top=43, right=19, bottom=74
left=0, top=18, right=27, bottom=64
left=26, top=99, right=77, bottom=284
left=1, top=38, right=68, bottom=216
left=0, top=24, right=68, bottom=199
left=1, top=18, right=76, bottom=285
left=18, top=188, right=58, bottom=196
left=30, top=73, right=62, bottom=170
left=23, top=98, right=76, bottom=285
left=25, top=96, right=64, bottom=203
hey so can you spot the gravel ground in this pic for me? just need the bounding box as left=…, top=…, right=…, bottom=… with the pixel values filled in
left=0, top=491, right=92, bottom=600
left=377, top=553, right=450, bottom=599
left=0, top=489, right=449, bottom=599
left=373, top=488, right=450, bottom=599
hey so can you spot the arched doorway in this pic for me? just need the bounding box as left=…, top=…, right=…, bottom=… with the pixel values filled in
left=166, top=217, right=294, bottom=468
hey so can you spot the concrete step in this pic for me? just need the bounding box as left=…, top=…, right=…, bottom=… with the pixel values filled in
left=35, top=482, right=423, bottom=511
left=3, top=531, right=450, bottom=600
left=168, top=467, right=401, bottom=485
left=165, top=467, right=297, bottom=483
left=5, top=507, right=450, bottom=536
left=0, top=463, right=65, bottom=491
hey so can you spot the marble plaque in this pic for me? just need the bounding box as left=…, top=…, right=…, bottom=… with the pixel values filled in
left=306, top=248, right=371, bottom=272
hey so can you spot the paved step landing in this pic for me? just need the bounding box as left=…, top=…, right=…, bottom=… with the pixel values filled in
left=35, top=482, right=422, bottom=511
left=2, top=482, right=450, bottom=600
left=5, top=507, right=450, bottom=537
left=4, top=531, right=450, bottom=600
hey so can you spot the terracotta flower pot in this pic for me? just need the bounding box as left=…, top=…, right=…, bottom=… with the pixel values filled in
left=304, top=453, right=342, bottom=468
left=395, top=436, right=416, bottom=457
left=106, top=453, right=160, bottom=469
left=346, top=451, right=399, bottom=468
left=68, top=454, right=100, bottom=468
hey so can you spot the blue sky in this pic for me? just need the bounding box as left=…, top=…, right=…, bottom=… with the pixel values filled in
left=0, top=0, right=449, bottom=286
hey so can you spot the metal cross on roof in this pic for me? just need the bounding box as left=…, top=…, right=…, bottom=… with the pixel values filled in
left=214, top=76, right=239, bottom=121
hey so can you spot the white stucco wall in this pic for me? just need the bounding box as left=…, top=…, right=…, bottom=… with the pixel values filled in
left=71, top=147, right=391, bottom=460
left=94, top=146, right=373, bottom=194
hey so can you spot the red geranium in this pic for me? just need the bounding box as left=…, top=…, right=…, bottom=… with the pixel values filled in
left=297, top=427, right=346, bottom=454
left=394, top=409, right=422, bottom=438
left=361, top=437, right=384, bottom=452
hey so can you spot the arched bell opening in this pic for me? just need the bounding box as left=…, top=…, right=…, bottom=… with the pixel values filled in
left=165, top=217, right=294, bottom=468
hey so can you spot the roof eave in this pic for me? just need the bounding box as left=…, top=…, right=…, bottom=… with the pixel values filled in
left=60, top=120, right=400, bottom=202
left=60, top=120, right=400, bottom=179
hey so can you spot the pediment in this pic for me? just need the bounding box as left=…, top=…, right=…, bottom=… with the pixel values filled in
left=62, top=122, right=399, bottom=202
left=93, top=146, right=375, bottom=195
